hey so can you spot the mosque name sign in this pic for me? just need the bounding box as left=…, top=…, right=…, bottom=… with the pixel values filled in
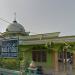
left=0, top=39, right=18, bottom=58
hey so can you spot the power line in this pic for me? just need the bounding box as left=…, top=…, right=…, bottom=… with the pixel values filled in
left=0, top=17, right=43, bottom=36
left=0, top=18, right=11, bottom=24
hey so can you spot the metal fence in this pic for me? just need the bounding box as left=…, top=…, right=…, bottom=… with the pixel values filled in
left=0, top=67, right=74, bottom=75
left=0, top=68, right=20, bottom=75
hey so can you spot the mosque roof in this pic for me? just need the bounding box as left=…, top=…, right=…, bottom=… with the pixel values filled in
left=6, top=20, right=25, bottom=34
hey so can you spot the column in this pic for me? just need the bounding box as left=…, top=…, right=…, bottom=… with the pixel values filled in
left=51, top=50, right=59, bottom=72
left=72, top=51, right=75, bottom=69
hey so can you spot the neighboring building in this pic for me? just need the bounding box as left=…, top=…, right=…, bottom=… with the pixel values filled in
left=1, top=18, right=75, bottom=74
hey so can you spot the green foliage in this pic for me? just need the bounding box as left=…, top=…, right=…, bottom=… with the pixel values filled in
left=45, top=42, right=53, bottom=53
left=32, top=45, right=46, bottom=50
left=0, top=58, right=20, bottom=70
left=57, top=42, right=75, bottom=52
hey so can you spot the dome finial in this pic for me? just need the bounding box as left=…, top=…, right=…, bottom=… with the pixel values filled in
left=13, top=12, right=17, bottom=22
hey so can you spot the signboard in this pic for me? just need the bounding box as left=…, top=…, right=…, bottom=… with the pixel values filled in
left=0, top=39, right=18, bottom=58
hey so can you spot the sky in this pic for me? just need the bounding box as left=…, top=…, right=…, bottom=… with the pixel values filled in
left=0, top=0, right=75, bottom=36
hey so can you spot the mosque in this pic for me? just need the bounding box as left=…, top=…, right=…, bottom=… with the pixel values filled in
left=0, top=16, right=75, bottom=74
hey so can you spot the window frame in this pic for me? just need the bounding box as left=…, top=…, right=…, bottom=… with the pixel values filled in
left=32, top=50, right=47, bottom=62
